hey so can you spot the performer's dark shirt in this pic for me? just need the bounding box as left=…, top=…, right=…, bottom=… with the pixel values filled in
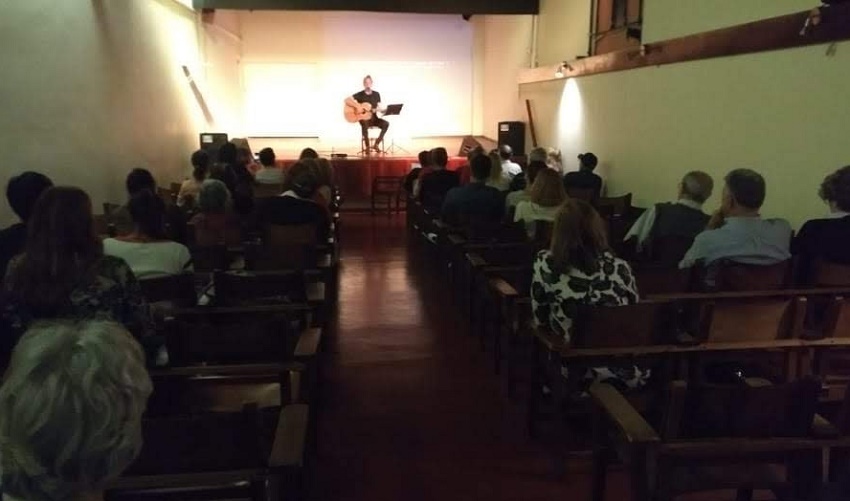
left=353, top=90, right=381, bottom=112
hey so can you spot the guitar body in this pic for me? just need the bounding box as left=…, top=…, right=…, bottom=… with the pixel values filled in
left=344, top=101, right=374, bottom=123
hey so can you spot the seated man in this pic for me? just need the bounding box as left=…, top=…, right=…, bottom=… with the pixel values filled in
left=563, top=152, right=603, bottom=200
left=624, top=171, right=714, bottom=254
left=679, top=168, right=791, bottom=269
left=792, top=165, right=850, bottom=284
left=498, top=144, right=523, bottom=188
left=418, top=147, right=460, bottom=211
left=255, top=147, right=283, bottom=185
left=0, top=172, right=53, bottom=279
left=255, top=161, right=331, bottom=242
left=441, top=154, right=505, bottom=226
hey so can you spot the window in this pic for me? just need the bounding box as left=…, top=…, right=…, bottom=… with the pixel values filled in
left=592, top=0, right=643, bottom=55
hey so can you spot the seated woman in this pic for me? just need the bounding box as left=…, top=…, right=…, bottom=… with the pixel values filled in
left=3, top=187, right=154, bottom=341
left=792, top=165, right=850, bottom=284
left=485, top=150, right=511, bottom=192
left=531, top=199, right=646, bottom=390
left=188, top=179, right=242, bottom=247
left=514, top=168, right=566, bottom=236
left=314, top=157, right=335, bottom=207
left=177, top=149, right=209, bottom=208
left=0, top=320, right=151, bottom=501
left=255, top=161, right=331, bottom=242
left=104, top=190, right=193, bottom=278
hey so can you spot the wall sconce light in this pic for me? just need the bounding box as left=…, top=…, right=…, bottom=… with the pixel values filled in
left=555, top=61, right=574, bottom=78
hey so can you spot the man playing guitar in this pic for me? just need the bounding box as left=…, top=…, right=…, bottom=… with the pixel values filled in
left=344, top=75, right=389, bottom=153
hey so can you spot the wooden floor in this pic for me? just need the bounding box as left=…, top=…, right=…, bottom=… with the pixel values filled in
left=311, top=214, right=608, bottom=501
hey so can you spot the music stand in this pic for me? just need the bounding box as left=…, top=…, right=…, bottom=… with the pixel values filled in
left=381, top=104, right=408, bottom=155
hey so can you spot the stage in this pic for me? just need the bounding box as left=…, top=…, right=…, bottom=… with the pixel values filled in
left=275, top=155, right=468, bottom=208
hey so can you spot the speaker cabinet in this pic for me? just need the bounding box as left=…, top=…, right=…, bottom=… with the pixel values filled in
left=498, top=121, right=525, bottom=157
left=199, top=133, right=228, bottom=162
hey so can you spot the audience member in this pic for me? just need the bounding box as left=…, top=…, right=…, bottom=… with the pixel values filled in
left=256, top=161, right=331, bottom=241
left=219, top=142, right=254, bottom=215
left=255, top=147, right=283, bottom=185
left=237, top=146, right=260, bottom=175
left=189, top=179, right=241, bottom=247
left=506, top=161, right=547, bottom=214
left=313, top=157, right=335, bottom=206
left=624, top=171, right=714, bottom=253
left=405, top=150, right=432, bottom=195
left=514, top=168, right=566, bottom=236
left=531, top=199, right=646, bottom=390
left=486, top=150, right=511, bottom=192
left=441, top=153, right=504, bottom=226
left=679, top=168, right=791, bottom=269
left=498, top=144, right=523, bottom=185
left=547, top=147, right=563, bottom=172
left=112, top=168, right=186, bottom=242
left=177, top=149, right=210, bottom=207
left=0, top=320, right=151, bottom=501
left=456, top=146, right=484, bottom=186
left=528, top=147, right=547, bottom=164
left=3, top=187, right=153, bottom=340
left=792, top=165, right=850, bottom=284
left=563, top=152, right=603, bottom=199
left=104, top=190, right=193, bottom=278
left=418, top=147, right=460, bottom=211
left=299, top=147, right=319, bottom=160
left=510, top=147, right=548, bottom=192
left=0, top=172, right=53, bottom=280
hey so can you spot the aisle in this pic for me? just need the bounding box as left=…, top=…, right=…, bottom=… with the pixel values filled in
left=311, top=214, right=590, bottom=501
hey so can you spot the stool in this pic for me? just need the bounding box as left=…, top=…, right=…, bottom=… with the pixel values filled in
left=360, top=126, right=383, bottom=156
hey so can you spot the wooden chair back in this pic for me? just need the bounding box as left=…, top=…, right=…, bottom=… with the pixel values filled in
left=92, top=214, right=116, bottom=238
left=265, top=223, right=318, bottom=246
left=698, top=296, right=805, bottom=343
left=632, top=264, right=692, bottom=296
left=245, top=242, right=315, bottom=271
left=214, top=270, right=307, bottom=307
left=813, top=259, right=850, bottom=287
left=253, top=183, right=282, bottom=198
left=595, top=193, right=632, bottom=217
left=571, top=300, right=669, bottom=349
left=707, top=259, right=791, bottom=292
left=567, top=187, right=597, bottom=203
left=139, top=273, right=197, bottom=308
left=190, top=245, right=229, bottom=272
left=372, top=175, right=403, bottom=195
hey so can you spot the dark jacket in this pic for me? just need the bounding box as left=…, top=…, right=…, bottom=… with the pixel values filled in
left=563, top=170, right=602, bottom=198
left=419, top=169, right=460, bottom=211
left=441, top=183, right=505, bottom=226
left=651, top=202, right=710, bottom=240
left=791, top=215, right=850, bottom=284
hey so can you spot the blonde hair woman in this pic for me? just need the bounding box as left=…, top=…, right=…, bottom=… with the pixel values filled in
left=0, top=320, right=152, bottom=501
left=514, top=168, right=567, bottom=236
left=485, top=150, right=510, bottom=192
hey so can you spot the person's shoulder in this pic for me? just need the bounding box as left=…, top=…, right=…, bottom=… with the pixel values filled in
left=763, top=217, right=792, bottom=231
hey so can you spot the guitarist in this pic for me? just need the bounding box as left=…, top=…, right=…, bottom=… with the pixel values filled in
left=345, top=75, right=389, bottom=153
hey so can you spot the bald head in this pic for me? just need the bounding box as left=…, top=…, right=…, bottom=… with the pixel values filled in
left=679, top=171, right=714, bottom=204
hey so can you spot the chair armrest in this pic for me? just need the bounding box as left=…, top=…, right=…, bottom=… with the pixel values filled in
left=589, top=383, right=660, bottom=445
left=268, top=404, right=310, bottom=467
left=294, top=328, right=322, bottom=358
left=150, top=362, right=306, bottom=377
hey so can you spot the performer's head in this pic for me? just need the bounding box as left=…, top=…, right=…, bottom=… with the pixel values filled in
left=363, top=75, right=373, bottom=90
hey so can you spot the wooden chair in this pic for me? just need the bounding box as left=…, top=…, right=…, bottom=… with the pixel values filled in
left=189, top=244, right=230, bottom=273
left=567, top=187, right=597, bottom=203
left=93, top=214, right=116, bottom=239
left=704, top=259, right=792, bottom=292
left=813, top=260, right=850, bottom=287
left=253, top=183, right=283, bottom=198
left=157, top=187, right=177, bottom=206
left=138, top=273, right=197, bottom=308
left=371, top=175, right=405, bottom=215
left=632, top=264, right=692, bottom=297
left=595, top=193, right=632, bottom=217
left=108, top=404, right=310, bottom=501
left=103, top=202, right=121, bottom=217
left=590, top=378, right=826, bottom=501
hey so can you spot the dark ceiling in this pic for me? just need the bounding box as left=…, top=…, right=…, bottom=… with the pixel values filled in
left=193, top=0, right=539, bottom=15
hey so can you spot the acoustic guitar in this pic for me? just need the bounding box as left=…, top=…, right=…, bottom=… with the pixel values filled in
left=344, top=101, right=383, bottom=123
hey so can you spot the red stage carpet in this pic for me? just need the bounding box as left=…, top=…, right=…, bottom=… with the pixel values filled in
left=276, top=156, right=467, bottom=208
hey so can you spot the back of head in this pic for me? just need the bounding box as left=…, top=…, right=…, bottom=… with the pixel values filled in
left=11, top=187, right=101, bottom=316
left=208, top=163, right=227, bottom=183
left=125, top=168, right=156, bottom=197
left=819, top=165, right=850, bottom=213
left=466, top=145, right=484, bottom=162
left=128, top=190, right=167, bottom=239
left=547, top=148, right=563, bottom=167
left=299, top=147, right=319, bottom=160
left=284, top=161, right=319, bottom=199
left=198, top=179, right=230, bottom=214
left=525, top=160, right=547, bottom=187
left=236, top=147, right=253, bottom=166
left=471, top=154, right=492, bottom=182
left=530, top=168, right=566, bottom=207
left=578, top=152, right=598, bottom=171
left=487, top=151, right=502, bottom=182
left=725, top=168, right=766, bottom=210
left=499, top=144, right=513, bottom=161
left=259, top=147, right=276, bottom=167
left=218, top=142, right=238, bottom=166
left=0, top=320, right=151, bottom=501
left=680, top=171, right=714, bottom=204
left=6, top=172, right=53, bottom=222
left=550, top=198, right=609, bottom=275
left=430, top=147, right=448, bottom=169
left=418, top=150, right=431, bottom=167
left=529, top=147, right=547, bottom=163
left=190, top=150, right=210, bottom=182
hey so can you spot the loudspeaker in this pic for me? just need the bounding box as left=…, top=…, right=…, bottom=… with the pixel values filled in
left=498, top=121, right=525, bottom=157
left=458, top=135, right=499, bottom=157
left=199, top=133, right=228, bottom=162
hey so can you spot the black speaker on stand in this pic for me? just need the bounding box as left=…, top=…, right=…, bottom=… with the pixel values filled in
left=199, top=133, right=228, bottom=163
left=497, top=121, right=526, bottom=157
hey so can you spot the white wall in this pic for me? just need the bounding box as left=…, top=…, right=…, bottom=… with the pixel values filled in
left=0, top=0, right=242, bottom=226
left=516, top=0, right=850, bottom=228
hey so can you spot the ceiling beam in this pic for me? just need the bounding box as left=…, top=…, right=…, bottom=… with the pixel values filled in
left=193, top=0, right=538, bottom=14
left=520, top=3, right=850, bottom=85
